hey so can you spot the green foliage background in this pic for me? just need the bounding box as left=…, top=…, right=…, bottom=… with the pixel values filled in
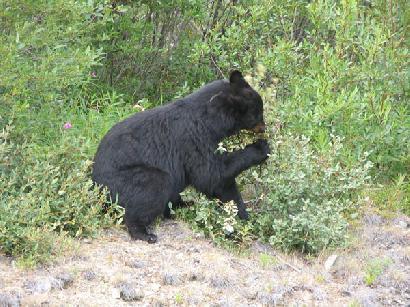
left=0, top=0, right=409, bottom=264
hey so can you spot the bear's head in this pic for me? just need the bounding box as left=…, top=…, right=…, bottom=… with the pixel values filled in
left=221, top=70, right=266, bottom=134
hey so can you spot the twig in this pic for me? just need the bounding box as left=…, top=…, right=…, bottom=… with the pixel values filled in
left=210, top=54, right=225, bottom=78
left=273, top=253, right=302, bottom=273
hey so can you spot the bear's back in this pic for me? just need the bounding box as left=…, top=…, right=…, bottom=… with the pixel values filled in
left=183, top=79, right=228, bottom=104
left=93, top=79, right=229, bottom=178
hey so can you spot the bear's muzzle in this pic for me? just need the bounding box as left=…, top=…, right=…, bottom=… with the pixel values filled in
left=252, top=122, right=266, bottom=133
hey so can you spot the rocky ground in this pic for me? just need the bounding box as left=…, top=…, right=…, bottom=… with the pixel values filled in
left=0, top=213, right=409, bottom=307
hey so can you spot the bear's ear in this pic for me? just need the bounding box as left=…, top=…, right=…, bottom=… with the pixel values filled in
left=229, top=70, right=249, bottom=88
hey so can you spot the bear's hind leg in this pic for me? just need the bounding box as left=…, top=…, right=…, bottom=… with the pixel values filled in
left=125, top=217, right=158, bottom=244
left=119, top=166, right=173, bottom=243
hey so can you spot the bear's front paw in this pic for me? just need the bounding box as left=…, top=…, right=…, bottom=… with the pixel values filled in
left=252, top=139, right=270, bottom=161
left=238, top=209, right=249, bottom=220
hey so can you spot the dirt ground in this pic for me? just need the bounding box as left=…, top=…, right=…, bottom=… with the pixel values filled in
left=0, top=213, right=409, bottom=307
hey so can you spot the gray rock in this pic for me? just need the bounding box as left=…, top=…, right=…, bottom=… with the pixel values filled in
left=151, top=301, right=166, bottom=307
left=400, top=254, right=410, bottom=265
left=356, top=294, right=379, bottom=307
left=256, top=290, right=285, bottom=306
left=371, top=230, right=409, bottom=249
left=363, top=214, right=383, bottom=225
left=0, top=256, right=12, bottom=265
left=377, top=270, right=410, bottom=293
left=243, top=289, right=258, bottom=300
left=313, top=288, right=327, bottom=301
left=24, top=278, right=53, bottom=294
left=392, top=216, right=410, bottom=229
left=353, top=289, right=379, bottom=307
left=118, top=283, right=144, bottom=302
left=251, top=240, right=275, bottom=254
left=211, top=299, right=236, bottom=307
left=209, top=276, right=231, bottom=289
left=0, top=293, right=20, bottom=307
left=162, top=273, right=181, bottom=286
left=324, top=254, right=338, bottom=271
left=25, top=274, right=73, bottom=294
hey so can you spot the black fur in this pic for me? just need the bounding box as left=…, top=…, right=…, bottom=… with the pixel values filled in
left=92, top=71, right=269, bottom=243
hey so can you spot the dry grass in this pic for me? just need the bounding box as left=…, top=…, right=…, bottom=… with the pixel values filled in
left=0, top=214, right=409, bottom=306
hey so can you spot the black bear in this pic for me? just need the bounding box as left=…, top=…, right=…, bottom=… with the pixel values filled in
left=92, top=71, right=269, bottom=243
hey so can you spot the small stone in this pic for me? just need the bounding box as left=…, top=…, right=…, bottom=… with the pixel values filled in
left=188, top=272, right=201, bottom=281
left=209, top=276, right=230, bottom=289
left=54, top=273, right=73, bottom=289
left=82, top=270, right=96, bottom=281
left=194, top=233, right=205, bottom=239
left=348, top=275, right=364, bottom=286
left=70, top=255, right=89, bottom=261
left=398, top=221, right=408, bottom=229
left=341, top=290, right=352, bottom=296
left=400, top=254, right=410, bottom=265
left=186, top=247, right=200, bottom=253
left=125, top=260, right=146, bottom=269
left=324, top=254, right=338, bottom=271
left=162, top=273, right=181, bottom=286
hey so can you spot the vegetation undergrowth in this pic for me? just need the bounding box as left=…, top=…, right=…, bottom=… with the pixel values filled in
left=0, top=0, right=408, bottom=265
left=363, top=257, right=392, bottom=286
left=0, top=123, right=123, bottom=267
left=365, top=175, right=410, bottom=217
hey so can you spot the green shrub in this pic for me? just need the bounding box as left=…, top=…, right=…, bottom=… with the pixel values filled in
left=181, top=132, right=372, bottom=254
left=248, top=134, right=372, bottom=253
left=0, top=0, right=103, bottom=108
left=364, top=258, right=392, bottom=286
left=0, top=124, right=123, bottom=266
